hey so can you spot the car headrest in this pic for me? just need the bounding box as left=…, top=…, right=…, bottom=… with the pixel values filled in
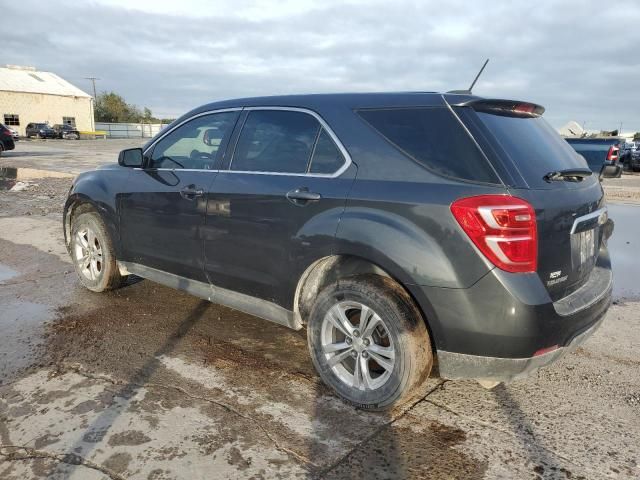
left=203, top=129, right=218, bottom=146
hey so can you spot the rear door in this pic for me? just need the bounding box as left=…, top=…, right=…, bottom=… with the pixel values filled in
left=455, top=103, right=606, bottom=300
left=203, top=107, right=356, bottom=307
left=119, top=110, right=240, bottom=282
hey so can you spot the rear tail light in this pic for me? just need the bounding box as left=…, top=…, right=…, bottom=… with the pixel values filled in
left=450, top=195, right=537, bottom=273
left=606, top=145, right=619, bottom=162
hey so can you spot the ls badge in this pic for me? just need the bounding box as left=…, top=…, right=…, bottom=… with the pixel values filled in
left=547, top=270, right=567, bottom=286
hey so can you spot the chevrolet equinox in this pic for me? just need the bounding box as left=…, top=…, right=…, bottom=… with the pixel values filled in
left=63, top=93, right=614, bottom=410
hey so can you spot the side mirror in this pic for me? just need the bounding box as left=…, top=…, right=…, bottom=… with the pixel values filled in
left=599, top=164, right=621, bottom=180
left=118, top=148, right=144, bottom=168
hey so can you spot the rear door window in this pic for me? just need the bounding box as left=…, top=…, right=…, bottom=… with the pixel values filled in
left=462, top=109, right=588, bottom=188
left=231, top=110, right=319, bottom=174
left=357, top=107, right=499, bottom=184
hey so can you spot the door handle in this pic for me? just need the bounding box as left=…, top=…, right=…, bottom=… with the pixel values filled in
left=286, top=188, right=321, bottom=205
left=180, top=185, right=205, bottom=200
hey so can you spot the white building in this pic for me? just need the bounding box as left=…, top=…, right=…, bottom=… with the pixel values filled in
left=0, top=65, right=94, bottom=136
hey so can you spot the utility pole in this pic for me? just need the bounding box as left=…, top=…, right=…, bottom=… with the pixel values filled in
left=85, top=77, right=100, bottom=132
left=84, top=77, right=100, bottom=101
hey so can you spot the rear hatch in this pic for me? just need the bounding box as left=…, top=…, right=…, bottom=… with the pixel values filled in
left=452, top=99, right=606, bottom=300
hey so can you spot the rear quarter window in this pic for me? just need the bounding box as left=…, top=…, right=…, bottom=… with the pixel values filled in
left=357, top=107, right=499, bottom=184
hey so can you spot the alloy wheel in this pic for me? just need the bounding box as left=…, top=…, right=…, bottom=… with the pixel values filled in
left=320, top=301, right=395, bottom=391
left=73, top=227, right=103, bottom=281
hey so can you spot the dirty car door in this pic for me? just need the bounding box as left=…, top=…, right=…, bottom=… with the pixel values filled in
left=203, top=108, right=355, bottom=308
left=119, top=111, right=240, bottom=282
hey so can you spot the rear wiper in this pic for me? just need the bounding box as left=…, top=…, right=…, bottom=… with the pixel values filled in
left=543, top=169, right=593, bottom=183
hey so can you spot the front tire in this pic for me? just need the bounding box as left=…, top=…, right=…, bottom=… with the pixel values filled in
left=307, top=275, right=433, bottom=410
left=70, top=211, right=125, bottom=292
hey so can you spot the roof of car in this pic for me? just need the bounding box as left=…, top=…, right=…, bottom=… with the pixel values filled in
left=191, top=91, right=481, bottom=114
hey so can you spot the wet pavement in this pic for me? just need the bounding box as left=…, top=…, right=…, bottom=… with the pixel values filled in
left=0, top=149, right=639, bottom=479
left=608, top=204, right=640, bottom=300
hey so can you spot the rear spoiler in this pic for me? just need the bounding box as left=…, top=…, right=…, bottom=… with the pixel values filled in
left=448, top=98, right=545, bottom=118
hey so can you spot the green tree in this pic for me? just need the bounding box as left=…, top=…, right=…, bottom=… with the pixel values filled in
left=94, top=92, right=143, bottom=123
left=634, top=132, right=640, bottom=141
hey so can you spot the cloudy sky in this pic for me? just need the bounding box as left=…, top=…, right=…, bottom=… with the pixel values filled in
left=6, top=0, right=640, bottom=131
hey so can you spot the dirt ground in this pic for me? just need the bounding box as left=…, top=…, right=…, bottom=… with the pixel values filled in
left=0, top=139, right=639, bottom=479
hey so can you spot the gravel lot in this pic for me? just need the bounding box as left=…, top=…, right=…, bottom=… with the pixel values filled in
left=0, top=139, right=639, bottom=479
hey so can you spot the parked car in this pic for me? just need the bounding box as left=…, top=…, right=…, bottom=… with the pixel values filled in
left=565, top=137, right=622, bottom=177
left=63, top=93, right=615, bottom=409
left=629, top=148, right=640, bottom=172
left=0, top=123, right=16, bottom=156
left=53, top=124, right=80, bottom=140
left=7, top=127, right=19, bottom=140
left=619, top=142, right=637, bottom=169
left=25, top=122, right=56, bottom=139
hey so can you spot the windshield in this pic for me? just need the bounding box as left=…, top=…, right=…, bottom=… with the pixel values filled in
left=465, top=109, right=588, bottom=188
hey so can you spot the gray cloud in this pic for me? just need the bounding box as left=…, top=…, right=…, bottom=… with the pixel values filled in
left=5, top=0, right=640, bottom=131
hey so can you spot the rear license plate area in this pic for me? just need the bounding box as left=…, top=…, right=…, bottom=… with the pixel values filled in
left=571, top=227, right=598, bottom=274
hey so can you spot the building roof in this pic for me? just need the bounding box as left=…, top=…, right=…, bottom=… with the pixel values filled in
left=0, top=65, right=91, bottom=98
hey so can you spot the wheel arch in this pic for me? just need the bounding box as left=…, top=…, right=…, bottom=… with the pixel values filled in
left=63, top=168, right=128, bottom=258
left=293, top=254, right=439, bottom=353
left=64, top=194, right=121, bottom=257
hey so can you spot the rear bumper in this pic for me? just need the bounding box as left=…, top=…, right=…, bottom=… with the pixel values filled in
left=0, top=138, right=15, bottom=150
left=437, top=312, right=605, bottom=382
left=408, top=248, right=613, bottom=382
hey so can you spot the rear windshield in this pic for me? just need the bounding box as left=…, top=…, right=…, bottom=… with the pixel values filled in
left=468, top=110, right=588, bottom=188
left=357, top=107, right=499, bottom=184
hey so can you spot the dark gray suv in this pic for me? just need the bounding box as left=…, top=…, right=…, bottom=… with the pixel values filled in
left=63, top=92, right=614, bottom=409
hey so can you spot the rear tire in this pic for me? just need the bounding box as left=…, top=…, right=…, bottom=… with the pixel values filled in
left=70, top=211, right=125, bottom=292
left=307, top=275, right=433, bottom=410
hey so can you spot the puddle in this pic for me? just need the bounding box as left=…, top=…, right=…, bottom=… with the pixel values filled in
left=0, top=301, right=53, bottom=383
left=0, top=167, right=73, bottom=190
left=0, top=263, right=17, bottom=282
left=608, top=204, right=640, bottom=300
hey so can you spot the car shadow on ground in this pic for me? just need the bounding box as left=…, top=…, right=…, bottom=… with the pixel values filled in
left=40, top=276, right=501, bottom=479
left=491, top=385, right=569, bottom=479
left=48, top=300, right=212, bottom=478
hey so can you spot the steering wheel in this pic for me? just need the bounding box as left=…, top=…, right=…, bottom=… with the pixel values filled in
left=190, top=149, right=216, bottom=169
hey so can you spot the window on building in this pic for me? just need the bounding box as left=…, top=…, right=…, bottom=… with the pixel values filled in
left=63, top=117, right=76, bottom=126
left=3, top=114, right=20, bottom=126
left=29, top=73, right=45, bottom=82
